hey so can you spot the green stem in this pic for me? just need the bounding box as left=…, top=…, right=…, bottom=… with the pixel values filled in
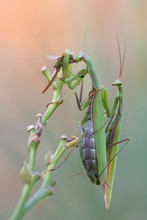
left=11, top=124, right=40, bottom=220
left=21, top=137, right=79, bottom=218
left=42, top=79, right=64, bottom=125
left=10, top=180, right=37, bottom=220
left=28, top=147, right=37, bottom=171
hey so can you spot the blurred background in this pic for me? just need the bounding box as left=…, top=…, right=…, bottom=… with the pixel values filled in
left=0, top=0, right=147, bottom=219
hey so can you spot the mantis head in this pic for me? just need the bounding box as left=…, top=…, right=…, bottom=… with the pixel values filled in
left=75, top=51, right=85, bottom=62
left=112, top=79, right=122, bottom=87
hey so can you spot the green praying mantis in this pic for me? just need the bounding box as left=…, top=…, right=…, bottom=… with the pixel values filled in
left=42, top=36, right=129, bottom=208
left=104, top=38, right=129, bottom=207
left=74, top=45, right=129, bottom=207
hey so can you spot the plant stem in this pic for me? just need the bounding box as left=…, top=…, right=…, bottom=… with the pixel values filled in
left=10, top=183, right=34, bottom=220
left=20, top=137, right=79, bottom=218
left=11, top=124, right=79, bottom=220
left=42, top=78, right=64, bottom=125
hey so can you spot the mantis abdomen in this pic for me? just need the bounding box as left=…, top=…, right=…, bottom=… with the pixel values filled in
left=79, top=120, right=100, bottom=185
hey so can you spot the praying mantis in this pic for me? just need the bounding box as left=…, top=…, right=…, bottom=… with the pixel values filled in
left=75, top=36, right=129, bottom=207
left=104, top=37, right=129, bottom=207
left=42, top=36, right=129, bottom=208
